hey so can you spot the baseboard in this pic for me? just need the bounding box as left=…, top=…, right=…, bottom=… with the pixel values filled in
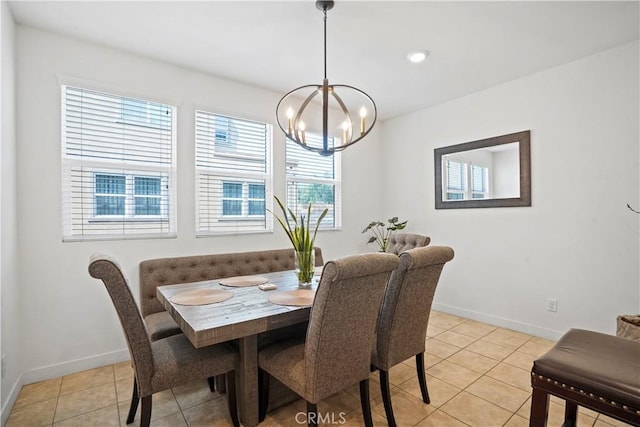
left=22, top=348, right=130, bottom=385
left=1, top=371, right=23, bottom=426
left=432, top=302, right=564, bottom=341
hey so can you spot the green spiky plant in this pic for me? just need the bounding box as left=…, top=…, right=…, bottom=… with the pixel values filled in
left=362, top=217, right=408, bottom=252
left=271, top=196, right=328, bottom=284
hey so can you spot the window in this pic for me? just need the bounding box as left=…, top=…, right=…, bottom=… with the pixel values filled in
left=286, top=133, right=341, bottom=229
left=195, top=110, right=272, bottom=235
left=444, top=160, right=489, bottom=201
left=61, top=86, right=176, bottom=241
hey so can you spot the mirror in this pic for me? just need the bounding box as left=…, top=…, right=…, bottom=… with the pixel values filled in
left=434, top=130, right=531, bottom=209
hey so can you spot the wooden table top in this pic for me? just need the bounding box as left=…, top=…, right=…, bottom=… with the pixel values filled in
left=156, top=270, right=317, bottom=348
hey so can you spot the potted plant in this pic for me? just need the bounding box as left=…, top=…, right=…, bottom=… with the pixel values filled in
left=271, top=196, right=328, bottom=287
left=362, top=217, right=408, bottom=252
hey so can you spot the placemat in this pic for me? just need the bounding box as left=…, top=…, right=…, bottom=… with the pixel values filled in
left=268, top=289, right=315, bottom=307
left=218, top=275, right=269, bottom=287
left=170, top=289, right=234, bottom=306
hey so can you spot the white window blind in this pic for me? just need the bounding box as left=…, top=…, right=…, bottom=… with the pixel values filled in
left=61, top=85, right=177, bottom=241
left=195, top=110, right=272, bottom=235
left=286, top=133, right=341, bottom=229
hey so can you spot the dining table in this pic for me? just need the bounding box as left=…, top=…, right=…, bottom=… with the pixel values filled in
left=156, top=269, right=320, bottom=427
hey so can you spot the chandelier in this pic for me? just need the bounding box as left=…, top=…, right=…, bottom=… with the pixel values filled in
left=276, top=0, right=377, bottom=156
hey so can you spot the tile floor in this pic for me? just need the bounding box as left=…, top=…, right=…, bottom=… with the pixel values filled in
left=6, top=311, right=632, bottom=427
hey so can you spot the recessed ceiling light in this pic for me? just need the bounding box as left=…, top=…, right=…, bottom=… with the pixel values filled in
left=407, top=50, right=429, bottom=63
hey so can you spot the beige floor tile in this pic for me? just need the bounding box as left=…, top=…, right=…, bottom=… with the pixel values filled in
left=426, top=323, right=448, bottom=338
left=440, top=391, right=512, bottom=426
left=502, top=350, right=537, bottom=371
left=387, top=362, right=419, bottom=386
left=13, top=377, right=61, bottom=410
left=181, top=395, right=236, bottom=427
left=518, top=337, right=555, bottom=357
left=548, top=396, right=599, bottom=419
left=260, top=398, right=305, bottom=426
left=52, top=404, right=119, bottom=427
left=429, top=313, right=466, bottom=329
left=485, top=363, right=531, bottom=392
left=426, top=360, right=483, bottom=389
left=113, top=360, right=133, bottom=381
left=59, top=366, right=114, bottom=396
left=5, top=397, right=57, bottom=427
left=450, top=321, right=496, bottom=339
left=593, top=413, right=632, bottom=426
left=503, top=414, right=529, bottom=427
left=115, top=376, right=134, bottom=404
left=465, top=340, right=515, bottom=361
left=339, top=406, right=389, bottom=427
left=398, top=374, right=461, bottom=408
left=481, top=329, right=532, bottom=349
left=148, top=411, right=189, bottom=427
left=319, top=390, right=361, bottom=414
left=414, top=410, right=468, bottom=426
left=371, top=387, right=436, bottom=426
left=433, top=331, right=478, bottom=348
left=117, top=389, right=181, bottom=424
left=172, top=379, right=217, bottom=411
left=446, top=349, right=499, bottom=374
left=465, top=376, right=530, bottom=412
left=54, top=383, right=116, bottom=423
left=425, top=339, right=462, bottom=359
left=345, top=377, right=382, bottom=401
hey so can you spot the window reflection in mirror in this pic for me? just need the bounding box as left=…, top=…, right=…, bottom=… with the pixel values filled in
left=435, top=131, right=531, bottom=209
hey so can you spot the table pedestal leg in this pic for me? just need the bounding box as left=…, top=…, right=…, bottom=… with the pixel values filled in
left=238, top=335, right=259, bottom=427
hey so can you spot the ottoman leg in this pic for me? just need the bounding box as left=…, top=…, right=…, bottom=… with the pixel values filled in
left=530, top=387, right=550, bottom=426
left=562, top=401, right=577, bottom=427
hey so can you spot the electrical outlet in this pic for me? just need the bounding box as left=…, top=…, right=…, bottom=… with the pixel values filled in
left=547, top=298, right=558, bottom=313
left=1, top=353, right=6, bottom=378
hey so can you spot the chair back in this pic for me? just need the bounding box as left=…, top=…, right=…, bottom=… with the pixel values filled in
left=88, top=254, right=155, bottom=394
left=375, top=246, right=454, bottom=370
left=304, top=252, right=399, bottom=402
left=385, top=233, right=431, bottom=255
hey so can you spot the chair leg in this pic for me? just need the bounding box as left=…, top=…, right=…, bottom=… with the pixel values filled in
left=416, top=352, right=431, bottom=404
left=379, top=370, right=396, bottom=427
left=226, top=371, right=240, bottom=427
left=307, top=401, right=318, bottom=427
left=258, top=369, right=270, bottom=422
left=360, top=379, right=374, bottom=427
left=140, top=395, right=152, bottom=427
left=529, top=386, right=550, bottom=427
left=562, top=401, right=578, bottom=427
left=216, top=374, right=227, bottom=394
left=126, top=376, right=139, bottom=424
left=207, top=377, right=216, bottom=392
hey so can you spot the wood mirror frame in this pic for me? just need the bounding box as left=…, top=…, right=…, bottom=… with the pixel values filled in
left=434, top=130, right=531, bottom=209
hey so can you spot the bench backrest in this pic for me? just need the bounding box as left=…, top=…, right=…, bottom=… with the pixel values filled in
left=139, top=247, right=324, bottom=316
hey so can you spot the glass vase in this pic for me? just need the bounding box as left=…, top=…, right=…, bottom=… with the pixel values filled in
left=294, top=250, right=315, bottom=288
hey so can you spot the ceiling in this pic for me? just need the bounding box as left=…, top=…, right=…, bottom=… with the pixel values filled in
left=8, top=1, right=640, bottom=121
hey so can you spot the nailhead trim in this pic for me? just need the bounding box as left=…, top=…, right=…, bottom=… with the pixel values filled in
left=532, top=372, right=640, bottom=416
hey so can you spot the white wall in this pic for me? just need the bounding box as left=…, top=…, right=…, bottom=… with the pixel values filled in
left=382, top=41, right=640, bottom=339
left=1, top=2, right=21, bottom=422
left=15, top=25, right=385, bottom=384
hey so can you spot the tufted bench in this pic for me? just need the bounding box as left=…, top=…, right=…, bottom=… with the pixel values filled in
left=385, top=233, right=430, bottom=255
left=139, top=247, right=324, bottom=341
left=530, top=328, right=640, bottom=426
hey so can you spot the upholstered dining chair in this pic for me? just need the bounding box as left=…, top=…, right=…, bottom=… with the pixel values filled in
left=385, top=233, right=431, bottom=255
left=88, top=254, right=240, bottom=427
left=372, top=245, right=455, bottom=427
left=258, top=252, right=400, bottom=427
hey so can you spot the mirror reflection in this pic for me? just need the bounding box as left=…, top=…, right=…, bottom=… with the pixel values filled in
left=434, top=131, right=531, bottom=209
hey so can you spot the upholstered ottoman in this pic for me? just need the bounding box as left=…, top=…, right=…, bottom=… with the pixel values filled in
left=530, top=328, right=640, bottom=426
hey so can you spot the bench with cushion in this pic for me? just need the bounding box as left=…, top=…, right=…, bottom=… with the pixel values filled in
left=139, top=247, right=324, bottom=341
